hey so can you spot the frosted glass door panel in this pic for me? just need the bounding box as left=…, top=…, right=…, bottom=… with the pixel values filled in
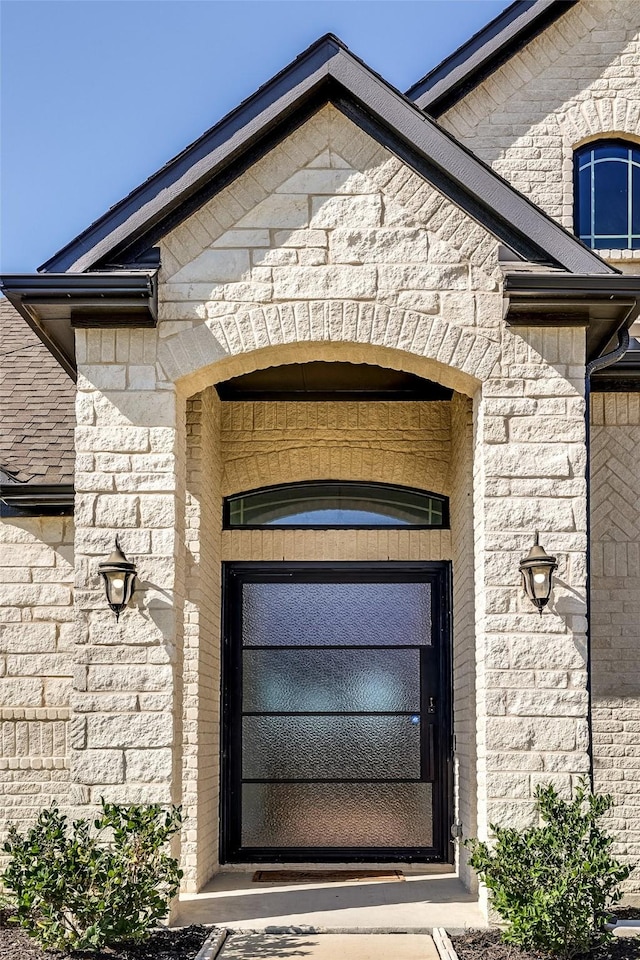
left=242, top=715, right=421, bottom=780
left=226, top=565, right=445, bottom=858
left=243, top=648, right=420, bottom=713
left=242, top=582, right=432, bottom=646
left=242, top=782, right=433, bottom=848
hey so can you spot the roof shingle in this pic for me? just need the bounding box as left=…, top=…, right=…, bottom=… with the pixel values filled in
left=0, top=298, right=74, bottom=485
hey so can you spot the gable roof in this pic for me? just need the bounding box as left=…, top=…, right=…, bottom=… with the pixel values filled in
left=0, top=298, right=74, bottom=485
left=406, top=0, right=577, bottom=115
left=37, top=33, right=611, bottom=278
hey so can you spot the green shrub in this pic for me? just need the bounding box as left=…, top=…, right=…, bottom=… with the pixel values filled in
left=466, top=780, right=631, bottom=959
left=2, top=800, right=183, bottom=951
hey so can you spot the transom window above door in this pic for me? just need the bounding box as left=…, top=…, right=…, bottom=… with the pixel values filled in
left=574, top=140, right=640, bottom=250
left=224, top=482, right=449, bottom=529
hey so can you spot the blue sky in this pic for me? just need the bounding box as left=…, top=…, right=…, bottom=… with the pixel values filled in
left=0, top=0, right=510, bottom=273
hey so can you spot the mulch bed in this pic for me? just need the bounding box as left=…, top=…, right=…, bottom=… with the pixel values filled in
left=0, top=911, right=212, bottom=960
left=453, top=929, right=640, bottom=960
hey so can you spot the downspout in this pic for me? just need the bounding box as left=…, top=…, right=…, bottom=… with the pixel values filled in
left=584, top=325, right=630, bottom=790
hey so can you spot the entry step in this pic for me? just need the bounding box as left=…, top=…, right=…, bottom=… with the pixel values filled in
left=218, top=932, right=439, bottom=960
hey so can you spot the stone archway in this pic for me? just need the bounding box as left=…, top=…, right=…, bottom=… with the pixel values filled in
left=158, top=301, right=500, bottom=399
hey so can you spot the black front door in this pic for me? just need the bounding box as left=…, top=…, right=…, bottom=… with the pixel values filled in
left=221, top=562, right=451, bottom=863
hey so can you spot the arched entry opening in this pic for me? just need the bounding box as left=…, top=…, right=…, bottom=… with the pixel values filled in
left=181, top=351, right=476, bottom=887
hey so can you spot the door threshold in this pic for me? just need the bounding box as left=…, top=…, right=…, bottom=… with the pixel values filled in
left=218, top=862, right=454, bottom=875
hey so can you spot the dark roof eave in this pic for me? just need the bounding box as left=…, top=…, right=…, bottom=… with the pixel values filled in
left=0, top=483, right=74, bottom=509
left=0, top=271, right=158, bottom=377
left=504, top=272, right=640, bottom=362
left=407, top=0, right=577, bottom=116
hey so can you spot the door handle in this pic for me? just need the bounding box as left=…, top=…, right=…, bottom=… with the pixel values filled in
left=427, top=696, right=437, bottom=714
left=421, top=723, right=436, bottom=782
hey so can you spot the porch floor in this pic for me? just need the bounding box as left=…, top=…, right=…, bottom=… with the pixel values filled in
left=175, top=869, right=486, bottom=931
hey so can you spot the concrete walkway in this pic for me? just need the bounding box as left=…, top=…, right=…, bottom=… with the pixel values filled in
left=177, top=870, right=485, bottom=931
left=218, top=932, right=439, bottom=960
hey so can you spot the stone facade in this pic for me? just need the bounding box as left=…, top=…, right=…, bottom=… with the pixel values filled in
left=61, top=109, right=589, bottom=899
left=1, top=0, right=639, bottom=912
left=440, top=0, right=640, bottom=269
left=0, top=516, right=74, bottom=838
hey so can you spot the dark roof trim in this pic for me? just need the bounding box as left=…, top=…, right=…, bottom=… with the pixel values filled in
left=0, top=271, right=158, bottom=379
left=504, top=272, right=640, bottom=361
left=36, top=33, right=613, bottom=278
left=407, top=0, right=577, bottom=116
left=0, top=483, right=74, bottom=509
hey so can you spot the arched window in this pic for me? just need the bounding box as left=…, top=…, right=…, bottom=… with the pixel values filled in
left=224, top=481, right=449, bottom=529
left=574, top=140, right=640, bottom=250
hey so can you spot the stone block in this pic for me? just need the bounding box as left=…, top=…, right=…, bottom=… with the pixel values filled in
left=88, top=664, right=173, bottom=692
left=171, top=248, right=250, bottom=283
left=7, top=655, right=71, bottom=677
left=0, top=678, right=43, bottom=706
left=298, top=248, right=327, bottom=266
left=0, top=624, right=57, bottom=653
left=507, top=689, right=588, bottom=717
left=76, top=427, right=149, bottom=453
left=127, top=366, right=157, bottom=390
left=273, top=229, right=327, bottom=248
left=310, top=195, right=382, bottom=228
left=94, top=495, right=138, bottom=528
left=86, top=713, right=173, bottom=749
left=139, top=496, right=176, bottom=527
left=276, top=168, right=372, bottom=194
left=272, top=265, right=377, bottom=300
left=126, top=748, right=173, bottom=782
left=484, top=496, right=576, bottom=532
left=77, top=750, right=125, bottom=785
left=72, top=692, right=139, bottom=713
left=212, top=229, right=270, bottom=247
left=329, top=228, right=429, bottom=264
left=252, top=248, right=297, bottom=266
left=236, top=194, right=308, bottom=229
left=0, top=583, right=71, bottom=606
left=509, top=416, right=585, bottom=443
left=487, top=800, right=538, bottom=831
left=377, top=263, right=468, bottom=291
left=487, top=716, right=578, bottom=752
left=79, top=366, right=126, bottom=391
left=396, top=292, right=440, bottom=313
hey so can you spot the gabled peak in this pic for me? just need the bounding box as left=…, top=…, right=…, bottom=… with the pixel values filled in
left=407, top=0, right=577, bottom=116
left=28, top=23, right=610, bottom=279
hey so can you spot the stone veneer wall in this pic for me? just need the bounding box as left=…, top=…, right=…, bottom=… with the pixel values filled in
left=72, top=344, right=187, bottom=810
left=438, top=0, right=640, bottom=269
left=0, top=515, right=74, bottom=846
left=591, top=392, right=640, bottom=894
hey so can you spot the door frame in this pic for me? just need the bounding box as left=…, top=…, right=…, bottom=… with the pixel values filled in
left=220, top=561, right=453, bottom=864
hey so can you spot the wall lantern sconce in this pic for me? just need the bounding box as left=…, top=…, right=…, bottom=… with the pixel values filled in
left=98, top=538, right=137, bottom=621
left=519, top=533, right=558, bottom=614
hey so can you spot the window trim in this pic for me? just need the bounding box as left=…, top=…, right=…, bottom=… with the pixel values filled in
left=574, top=139, right=640, bottom=250
left=223, top=481, right=450, bottom=531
